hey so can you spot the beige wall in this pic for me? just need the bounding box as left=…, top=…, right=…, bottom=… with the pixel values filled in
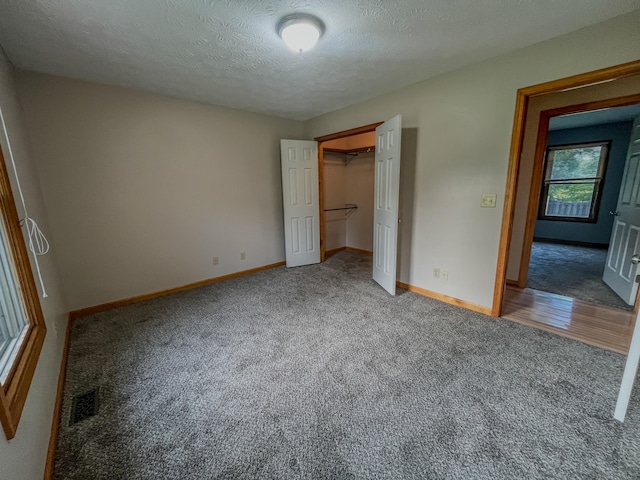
left=322, top=150, right=376, bottom=253
left=0, top=49, right=69, bottom=479
left=16, top=73, right=304, bottom=309
left=507, top=75, right=640, bottom=281
left=322, top=154, right=347, bottom=251
left=304, top=10, right=640, bottom=309
left=345, top=152, right=375, bottom=252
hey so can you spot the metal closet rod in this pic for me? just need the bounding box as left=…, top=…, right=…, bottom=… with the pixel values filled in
left=343, top=148, right=373, bottom=156
left=323, top=147, right=374, bottom=156
left=324, top=204, right=358, bottom=212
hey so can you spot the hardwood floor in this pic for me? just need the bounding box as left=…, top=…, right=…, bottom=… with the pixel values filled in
left=502, top=286, right=635, bottom=354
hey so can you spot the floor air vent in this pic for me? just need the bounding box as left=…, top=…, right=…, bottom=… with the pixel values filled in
left=70, top=387, right=99, bottom=425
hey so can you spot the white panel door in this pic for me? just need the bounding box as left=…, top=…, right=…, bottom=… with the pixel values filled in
left=373, top=115, right=402, bottom=295
left=603, top=116, right=640, bottom=305
left=280, top=140, right=320, bottom=268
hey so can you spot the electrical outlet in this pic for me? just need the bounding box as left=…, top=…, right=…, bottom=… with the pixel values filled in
left=240, top=252, right=245, bottom=260
left=433, top=268, right=440, bottom=278
left=441, top=269, right=449, bottom=281
left=212, top=256, right=219, bottom=265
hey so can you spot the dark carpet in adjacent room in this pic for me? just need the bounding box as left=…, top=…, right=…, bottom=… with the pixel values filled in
left=54, top=251, right=640, bottom=479
left=527, top=241, right=632, bottom=311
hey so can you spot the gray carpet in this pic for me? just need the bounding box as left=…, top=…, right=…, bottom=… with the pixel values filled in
left=55, top=251, right=640, bottom=479
left=528, top=241, right=633, bottom=311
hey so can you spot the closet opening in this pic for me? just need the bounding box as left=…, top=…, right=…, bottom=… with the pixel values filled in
left=314, top=123, right=382, bottom=262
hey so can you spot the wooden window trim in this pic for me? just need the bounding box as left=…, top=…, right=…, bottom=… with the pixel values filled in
left=0, top=144, right=46, bottom=440
left=537, top=141, right=611, bottom=223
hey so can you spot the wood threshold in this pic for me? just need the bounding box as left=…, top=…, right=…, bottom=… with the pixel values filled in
left=43, top=316, right=72, bottom=480
left=69, top=261, right=285, bottom=320
left=502, top=286, right=634, bottom=354
left=397, top=281, right=492, bottom=315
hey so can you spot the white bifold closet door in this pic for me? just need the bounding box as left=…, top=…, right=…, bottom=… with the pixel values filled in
left=280, top=140, right=320, bottom=268
left=373, top=115, right=402, bottom=295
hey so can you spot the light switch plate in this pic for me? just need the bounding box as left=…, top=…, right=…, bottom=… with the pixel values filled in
left=481, top=194, right=497, bottom=208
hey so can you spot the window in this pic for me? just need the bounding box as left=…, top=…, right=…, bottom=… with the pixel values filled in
left=0, top=143, right=46, bottom=440
left=0, top=216, right=30, bottom=383
left=538, top=141, right=610, bottom=223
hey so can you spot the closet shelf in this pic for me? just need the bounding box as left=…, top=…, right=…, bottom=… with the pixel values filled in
left=323, top=147, right=375, bottom=165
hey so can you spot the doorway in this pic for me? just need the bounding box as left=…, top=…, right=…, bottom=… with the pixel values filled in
left=314, top=123, right=382, bottom=263
left=281, top=117, right=403, bottom=296
left=526, top=104, right=640, bottom=312
left=494, top=60, right=640, bottom=353
left=313, top=117, right=404, bottom=296
left=320, top=131, right=376, bottom=260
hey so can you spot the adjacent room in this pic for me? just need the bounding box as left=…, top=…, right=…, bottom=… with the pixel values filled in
left=0, top=2, right=639, bottom=479
left=502, top=74, right=640, bottom=354
left=528, top=106, right=640, bottom=311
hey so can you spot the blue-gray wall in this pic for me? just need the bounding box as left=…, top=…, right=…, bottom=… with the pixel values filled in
left=534, top=121, right=633, bottom=245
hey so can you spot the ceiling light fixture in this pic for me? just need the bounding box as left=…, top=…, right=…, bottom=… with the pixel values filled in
left=277, top=14, right=325, bottom=53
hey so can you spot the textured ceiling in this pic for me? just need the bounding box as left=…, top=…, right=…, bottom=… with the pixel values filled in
left=0, top=1, right=639, bottom=120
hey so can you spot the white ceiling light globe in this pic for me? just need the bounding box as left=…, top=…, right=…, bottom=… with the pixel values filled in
left=278, top=14, right=325, bottom=53
left=281, top=23, right=320, bottom=52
